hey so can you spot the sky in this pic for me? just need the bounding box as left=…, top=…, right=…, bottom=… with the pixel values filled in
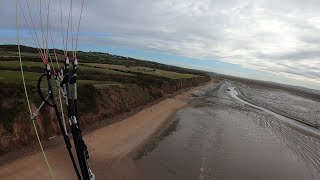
left=1, top=0, right=320, bottom=89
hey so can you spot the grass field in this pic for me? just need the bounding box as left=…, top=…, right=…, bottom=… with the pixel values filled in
left=0, top=70, right=41, bottom=85
left=83, top=63, right=196, bottom=79
left=0, top=46, right=203, bottom=89
left=0, top=51, right=13, bottom=56
left=0, top=59, right=197, bottom=85
left=0, top=60, right=133, bottom=76
left=0, top=61, right=45, bottom=68
left=1, top=60, right=196, bottom=79
left=78, top=80, right=121, bottom=88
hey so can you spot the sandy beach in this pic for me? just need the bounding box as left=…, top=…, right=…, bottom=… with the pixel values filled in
left=127, top=81, right=318, bottom=180
left=0, top=87, right=195, bottom=180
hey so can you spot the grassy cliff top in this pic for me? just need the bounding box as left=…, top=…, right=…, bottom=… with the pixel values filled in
left=0, top=44, right=208, bottom=87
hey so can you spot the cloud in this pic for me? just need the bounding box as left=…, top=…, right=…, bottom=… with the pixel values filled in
left=1, top=0, right=320, bottom=86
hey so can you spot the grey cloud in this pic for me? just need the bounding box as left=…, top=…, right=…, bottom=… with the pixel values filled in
left=256, top=50, right=320, bottom=60
left=1, top=0, right=320, bottom=85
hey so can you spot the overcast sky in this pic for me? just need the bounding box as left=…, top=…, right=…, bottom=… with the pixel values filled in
left=1, top=0, right=320, bottom=89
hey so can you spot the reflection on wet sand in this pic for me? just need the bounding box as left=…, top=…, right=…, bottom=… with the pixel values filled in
left=111, top=82, right=320, bottom=180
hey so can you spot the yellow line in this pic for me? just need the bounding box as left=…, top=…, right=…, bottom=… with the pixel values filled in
left=16, top=0, right=56, bottom=179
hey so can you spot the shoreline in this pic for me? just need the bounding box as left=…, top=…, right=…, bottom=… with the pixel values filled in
left=238, top=88, right=320, bottom=129
left=0, top=84, right=206, bottom=179
left=233, top=87, right=320, bottom=140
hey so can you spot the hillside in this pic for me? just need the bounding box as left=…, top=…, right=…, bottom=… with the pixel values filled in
left=0, top=45, right=210, bottom=153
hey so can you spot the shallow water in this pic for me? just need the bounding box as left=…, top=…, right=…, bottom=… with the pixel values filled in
left=130, top=82, right=320, bottom=180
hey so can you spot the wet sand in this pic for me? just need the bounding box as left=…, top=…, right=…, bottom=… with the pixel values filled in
left=0, top=87, right=196, bottom=179
left=128, top=81, right=319, bottom=180
left=238, top=84, right=320, bottom=128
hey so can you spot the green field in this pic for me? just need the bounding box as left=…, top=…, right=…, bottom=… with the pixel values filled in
left=0, top=60, right=197, bottom=79
left=0, top=60, right=45, bottom=68
left=0, top=70, right=41, bottom=85
left=82, top=63, right=196, bottom=79
left=0, top=45, right=205, bottom=89
left=0, top=60, right=197, bottom=85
